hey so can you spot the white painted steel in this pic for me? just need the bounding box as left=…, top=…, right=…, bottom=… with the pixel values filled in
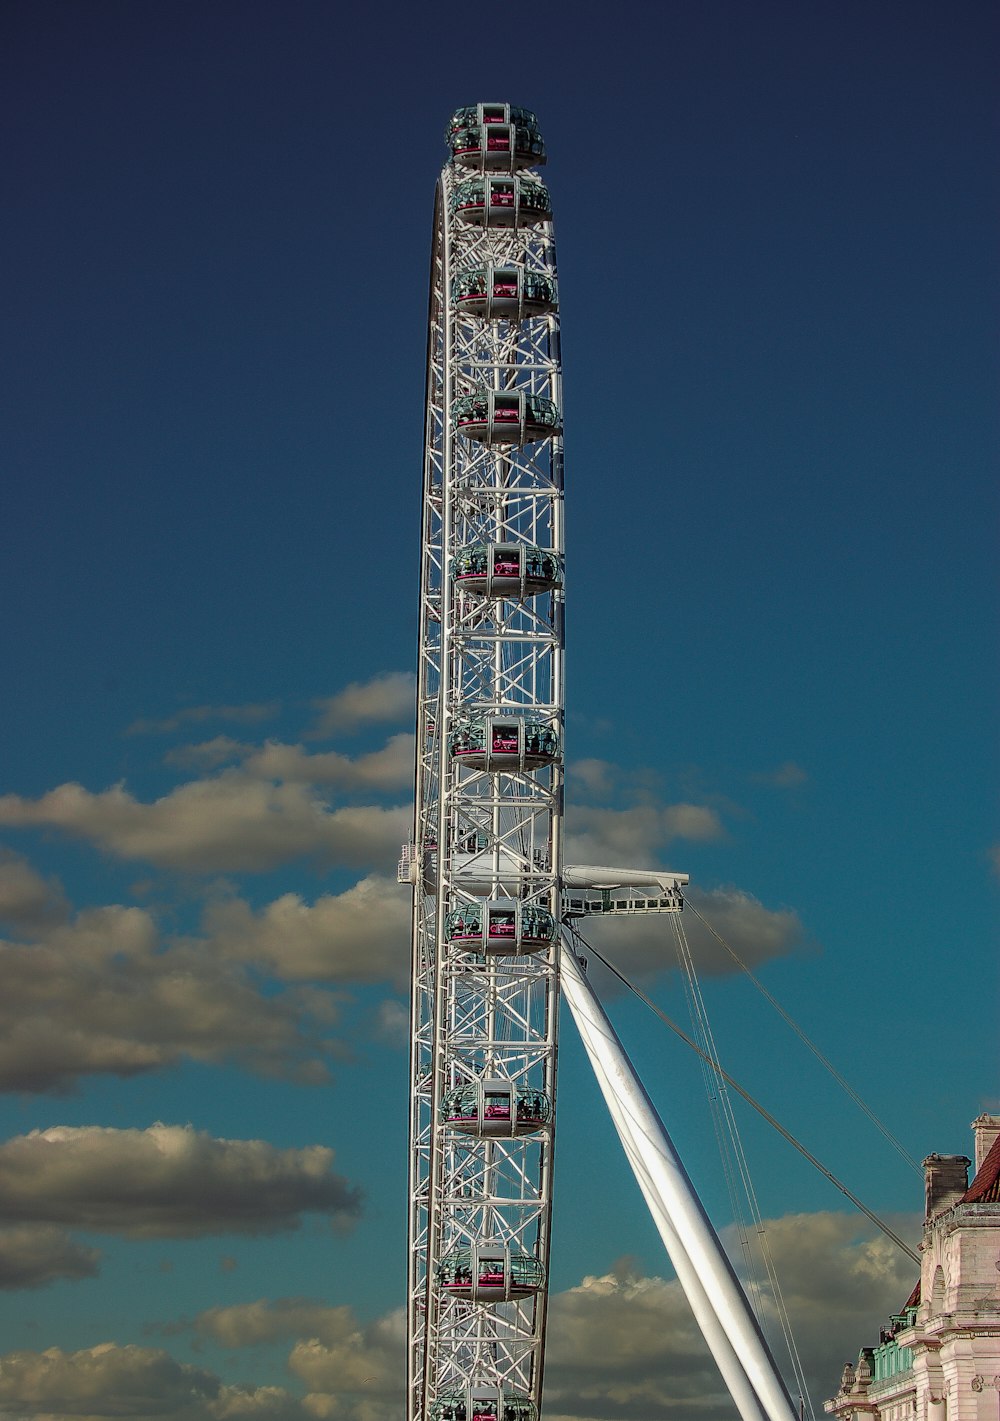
left=562, top=864, right=690, bottom=892
left=558, top=935, right=798, bottom=1421
left=408, top=108, right=796, bottom=1421
left=407, top=120, right=564, bottom=1421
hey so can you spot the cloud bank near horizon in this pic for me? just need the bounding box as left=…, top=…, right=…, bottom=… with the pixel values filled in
left=0, top=1210, right=920, bottom=1419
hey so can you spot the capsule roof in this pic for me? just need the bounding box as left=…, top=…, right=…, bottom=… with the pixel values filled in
left=447, top=103, right=540, bottom=136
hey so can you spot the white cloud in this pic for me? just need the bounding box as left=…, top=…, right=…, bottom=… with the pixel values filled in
left=372, top=997, right=409, bottom=1048
left=146, top=1211, right=917, bottom=1421
left=241, top=734, right=415, bottom=791
left=581, top=885, right=803, bottom=988
left=127, top=703, right=281, bottom=736
left=162, top=735, right=415, bottom=791
left=307, top=673, right=415, bottom=739
left=565, top=803, right=724, bottom=868
left=0, top=905, right=340, bottom=1092
left=184, top=1301, right=405, bottom=1421
left=0, top=1224, right=100, bottom=1290
left=164, top=737, right=253, bottom=770
left=568, top=759, right=618, bottom=799
left=542, top=1212, right=920, bottom=1420
left=0, top=1343, right=221, bottom=1418
left=568, top=759, right=673, bottom=803
left=0, top=1124, right=362, bottom=1238
left=725, top=1212, right=920, bottom=1405
left=0, top=776, right=410, bottom=873
left=200, top=876, right=411, bottom=988
left=200, top=1211, right=914, bottom=1421
left=287, top=1307, right=405, bottom=1402
left=664, top=804, right=724, bottom=839
left=195, top=1297, right=362, bottom=1348
left=0, top=1343, right=311, bottom=1421
left=752, top=761, right=809, bottom=788
left=0, top=849, right=68, bottom=932
left=209, top=1385, right=309, bottom=1421
left=544, top=1269, right=719, bottom=1420
left=683, top=886, right=806, bottom=974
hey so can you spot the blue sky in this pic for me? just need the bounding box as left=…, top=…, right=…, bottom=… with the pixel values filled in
left=0, top=2, right=996, bottom=1418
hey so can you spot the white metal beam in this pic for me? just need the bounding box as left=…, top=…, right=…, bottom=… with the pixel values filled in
left=559, top=934, right=798, bottom=1421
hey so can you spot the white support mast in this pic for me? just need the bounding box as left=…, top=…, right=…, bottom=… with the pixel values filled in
left=559, top=933, right=798, bottom=1421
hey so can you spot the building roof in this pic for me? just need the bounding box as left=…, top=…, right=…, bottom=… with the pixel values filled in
left=901, top=1279, right=920, bottom=1311
left=961, top=1130, right=1000, bottom=1203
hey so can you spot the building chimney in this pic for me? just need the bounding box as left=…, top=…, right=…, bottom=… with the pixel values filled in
left=970, top=1114, right=1000, bottom=1173
left=923, top=1154, right=971, bottom=1220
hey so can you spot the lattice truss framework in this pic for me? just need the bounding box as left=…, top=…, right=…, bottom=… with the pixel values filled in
left=407, top=159, right=565, bottom=1420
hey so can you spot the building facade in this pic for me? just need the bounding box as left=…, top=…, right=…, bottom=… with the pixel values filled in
left=825, top=1115, right=1000, bottom=1421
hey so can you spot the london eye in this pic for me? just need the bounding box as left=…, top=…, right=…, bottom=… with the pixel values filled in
left=400, top=103, right=796, bottom=1421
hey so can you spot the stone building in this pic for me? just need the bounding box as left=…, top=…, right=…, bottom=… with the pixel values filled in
left=825, top=1114, right=1000, bottom=1421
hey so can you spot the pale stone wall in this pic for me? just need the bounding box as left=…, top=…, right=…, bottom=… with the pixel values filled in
left=970, top=1116, right=1000, bottom=1173
left=824, top=1117, right=1000, bottom=1421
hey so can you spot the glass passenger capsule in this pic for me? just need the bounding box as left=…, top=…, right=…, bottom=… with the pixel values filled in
left=445, top=899, right=557, bottom=956
left=449, top=715, right=559, bottom=771
left=444, top=1079, right=552, bottom=1137
left=453, top=542, right=561, bottom=599
left=447, top=103, right=545, bottom=172
left=438, top=1243, right=546, bottom=1303
left=448, top=103, right=541, bottom=141
left=452, top=176, right=552, bottom=229
left=448, top=104, right=539, bottom=134
left=453, top=389, right=560, bottom=447
left=431, top=1388, right=537, bottom=1421
left=453, top=265, right=558, bottom=321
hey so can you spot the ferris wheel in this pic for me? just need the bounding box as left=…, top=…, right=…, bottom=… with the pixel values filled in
left=399, top=103, right=796, bottom=1421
